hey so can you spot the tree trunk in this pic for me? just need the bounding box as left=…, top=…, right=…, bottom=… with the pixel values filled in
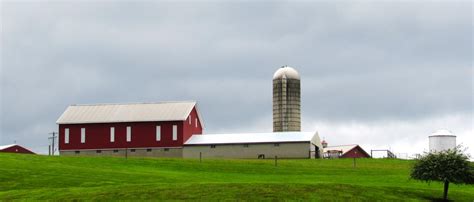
left=443, top=180, right=449, bottom=200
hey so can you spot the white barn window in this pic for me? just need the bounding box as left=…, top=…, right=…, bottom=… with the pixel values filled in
left=195, top=118, right=198, bottom=128
left=64, top=128, right=69, bottom=144
left=81, top=128, right=86, bottom=143
left=172, top=125, right=177, bottom=141
left=110, top=127, right=115, bottom=142
left=126, top=126, right=131, bottom=142
left=156, top=125, right=161, bottom=141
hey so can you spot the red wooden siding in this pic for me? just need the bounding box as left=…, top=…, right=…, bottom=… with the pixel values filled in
left=59, top=107, right=203, bottom=151
left=341, top=146, right=371, bottom=158
left=182, top=107, right=203, bottom=143
left=0, top=145, right=35, bottom=154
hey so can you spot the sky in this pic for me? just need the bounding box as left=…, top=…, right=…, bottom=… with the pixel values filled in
left=1, top=1, right=472, bottom=158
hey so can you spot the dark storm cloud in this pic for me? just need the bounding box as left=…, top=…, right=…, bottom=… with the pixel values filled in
left=1, top=1, right=472, bottom=153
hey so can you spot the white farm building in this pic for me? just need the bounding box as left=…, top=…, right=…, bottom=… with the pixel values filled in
left=183, top=131, right=324, bottom=159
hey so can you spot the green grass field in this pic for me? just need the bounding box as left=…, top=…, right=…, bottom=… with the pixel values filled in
left=0, top=153, right=473, bottom=201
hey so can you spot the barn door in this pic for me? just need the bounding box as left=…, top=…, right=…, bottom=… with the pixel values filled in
left=314, top=145, right=320, bottom=159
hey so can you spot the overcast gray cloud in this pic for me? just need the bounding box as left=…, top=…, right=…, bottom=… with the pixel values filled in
left=1, top=1, right=472, bottom=157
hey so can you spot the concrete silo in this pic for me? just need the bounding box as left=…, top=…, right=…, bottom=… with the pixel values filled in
left=429, top=129, right=456, bottom=153
left=273, top=66, right=301, bottom=132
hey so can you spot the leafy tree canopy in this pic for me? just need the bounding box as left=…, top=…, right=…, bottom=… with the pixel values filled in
left=411, top=148, right=474, bottom=200
left=411, top=148, right=473, bottom=184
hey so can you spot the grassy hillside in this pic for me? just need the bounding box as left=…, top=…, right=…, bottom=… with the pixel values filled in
left=0, top=153, right=473, bottom=201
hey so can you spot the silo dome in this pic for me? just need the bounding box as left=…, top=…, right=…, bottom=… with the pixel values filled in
left=273, top=66, right=300, bottom=80
left=431, top=129, right=454, bottom=136
left=273, top=65, right=301, bottom=132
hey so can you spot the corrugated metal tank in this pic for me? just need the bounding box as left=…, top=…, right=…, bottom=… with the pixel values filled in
left=273, top=66, right=301, bottom=132
left=429, top=129, right=456, bottom=153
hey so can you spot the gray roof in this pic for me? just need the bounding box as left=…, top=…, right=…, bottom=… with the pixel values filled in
left=56, top=101, right=203, bottom=125
left=184, top=132, right=318, bottom=145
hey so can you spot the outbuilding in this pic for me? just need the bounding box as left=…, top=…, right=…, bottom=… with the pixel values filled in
left=56, top=101, right=204, bottom=157
left=323, top=144, right=370, bottom=158
left=183, top=132, right=323, bottom=159
left=0, top=144, right=35, bottom=154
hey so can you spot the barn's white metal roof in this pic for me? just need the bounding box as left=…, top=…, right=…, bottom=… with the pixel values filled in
left=56, top=101, right=202, bottom=124
left=323, top=144, right=358, bottom=155
left=184, top=132, right=316, bottom=145
left=0, top=144, right=16, bottom=150
left=273, top=66, right=300, bottom=80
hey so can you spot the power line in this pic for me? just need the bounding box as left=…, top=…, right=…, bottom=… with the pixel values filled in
left=48, top=132, right=58, bottom=156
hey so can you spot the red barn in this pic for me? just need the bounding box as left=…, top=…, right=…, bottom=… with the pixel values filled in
left=56, top=101, right=203, bottom=157
left=0, top=144, right=35, bottom=154
left=323, top=144, right=370, bottom=158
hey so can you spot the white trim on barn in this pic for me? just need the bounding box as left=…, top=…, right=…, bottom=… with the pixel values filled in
left=126, top=126, right=132, bottom=142
left=110, top=127, right=115, bottom=142
left=156, top=125, right=161, bottom=141
left=172, top=125, right=177, bottom=141
left=65, top=128, right=70, bottom=144
left=80, top=128, right=86, bottom=143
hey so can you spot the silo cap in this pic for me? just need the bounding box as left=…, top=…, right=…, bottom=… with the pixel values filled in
left=273, top=66, right=300, bottom=80
left=430, top=129, right=455, bottom=136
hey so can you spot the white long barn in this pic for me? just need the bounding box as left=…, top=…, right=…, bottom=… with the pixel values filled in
left=183, top=132, right=323, bottom=159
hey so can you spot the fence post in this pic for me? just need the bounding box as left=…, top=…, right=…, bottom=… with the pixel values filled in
left=199, top=152, right=202, bottom=163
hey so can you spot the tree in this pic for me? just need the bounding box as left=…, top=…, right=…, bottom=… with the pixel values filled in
left=411, top=148, right=474, bottom=200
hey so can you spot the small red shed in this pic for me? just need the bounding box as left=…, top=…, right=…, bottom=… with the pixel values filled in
left=0, top=144, right=35, bottom=154
left=323, top=144, right=370, bottom=158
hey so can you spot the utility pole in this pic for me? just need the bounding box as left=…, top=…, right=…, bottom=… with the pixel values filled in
left=353, top=151, right=357, bottom=168
left=48, top=132, right=58, bottom=156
